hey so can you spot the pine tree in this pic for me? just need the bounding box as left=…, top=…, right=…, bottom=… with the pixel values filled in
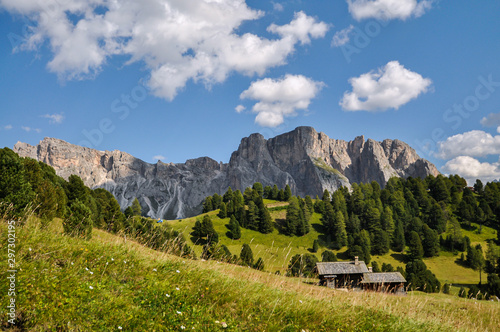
left=422, top=224, right=440, bottom=257
left=218, top=202, right=227, bottom=219
left=223, top=187, right=233, bottom=203
left=407, top=231, right=424, bottom=261
left=246, top=201, right=259, bottom=231
left=240, top=244, right=254, bottom=266
left=254, top=257, right=265, bottom=271
left=66, top=174, right=88, bottom=205
left=332, top=210, right=347, bottom=249
left=381, top=206, right=395, bottom=236
left=371, top=229, right=390, bottom=255
left=228, top=215, right=241, bottom=240
left=312, top=239, right=319, bottom=253
left=252, top=182, right=264, bottom=197
left=263, top=185, right=272, bottom=199
left=131, top=198, right=142, bottom=216
left=284, top=197, right=301, bottom=235
left=258, top=204, right=274, bottom=234
left=271, top=184, right=279, bottom=200
left=203, top=196, right=213, bottom=213
left=304, top=195, right=314, bottom=214
left=284, top=184, right=292, bottom=201
left=63, top=200, right=93, bottom=239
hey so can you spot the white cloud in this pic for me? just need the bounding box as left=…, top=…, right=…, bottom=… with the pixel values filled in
left=480, top=112, right=500, bottom=127
left=41, top=113, right=64, bottom=124
left=340, top=61, right=432, bottom=112
left=442, top=156, right=500, bottom=185
left=272, top=2, right=284, bottom=12
left=235, top=105, right=246, bottom=113
left=153, top=155, right=166, bottom=161
left=21, top=126, right=41, bottom=133
left=332, top=25, right=354, bottom=47
left=4, top=125, right=12, bottom=130
left=436, top=130, right=500, bottom=159
left=240, top=74, right=324, bottom=127
left=347, top=0, right=433, bottom=21
left=267, top=11, right=329, bottom=45
left=1, top=1, right=328, bottom=101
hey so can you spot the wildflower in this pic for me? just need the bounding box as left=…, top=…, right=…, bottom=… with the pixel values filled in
left=215, top=321, right=220, bottom=324
left=118, top=327, right=122, bottom=330
left=85, top=268, right=89, bottom=271
left=71, top=262, right=74, bottom=265
left=89, top=286, right=94, bottom=289
left=176, top=270, right=180, bottom=273
left=153, top=268, right=157, bottom=272
left=176, top=311, right=182, bottom=315
left=221, top=322, right=227, bottom=328
left=166, top=294, right=170, bottom=297
left=106, top=262, right=109, bottom=265
left=111, top=258, right=114, bottom=261
left=29, top=248, right=32, bottom=251
left=299, top=300, right=303, bottom=304
left=124, top=261, right=127, bottom=264
left=181, top=326, right=185, bottom=330
left=176, top=287, right=180, bottom=291
left=90, top=271, right=94, bottom=275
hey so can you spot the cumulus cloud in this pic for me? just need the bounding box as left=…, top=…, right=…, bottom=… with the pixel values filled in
left=21, top=126, right=41, bottom=133
left=4, top=125, right=12, bottom=130
left=436, top=130, right=500, bottom=160
left=442, top=156, right=500, bottom=185
left=1, top=1, right=328, bottom=100
left=332, top=25, right=354, bottom=47
left=153, top=155, right=166, bottom=161
left=347, top=0, right=433, bottom=21
left=480, top=112, right=500, bottom=128
left=235, top=105, right=246, bottom=113
left=240, top=74, right=324, bottom=127
left=41, top=113, right=64, bottom=124
left=340, top=61, right=432, bottom=112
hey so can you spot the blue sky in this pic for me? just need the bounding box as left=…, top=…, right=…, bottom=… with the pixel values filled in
left=1, top=0, right=500, bottom=184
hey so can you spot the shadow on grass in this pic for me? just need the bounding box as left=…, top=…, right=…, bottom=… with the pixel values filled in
left=391, top=253, right=406, bottom=263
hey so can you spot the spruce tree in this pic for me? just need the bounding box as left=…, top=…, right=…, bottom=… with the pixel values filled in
left=246, top=201, right=259, bottom=231
left=312, top=239, right=319, bottom=253
left=203, top=196, right=213, bottom=213
left=252, top=182, right=264, bottom=197
left=131, top=198, right=142, bottom=216
left=392, top=220, right=406, bottom=252
left=271, top=184, right=279, bottom=200
left=407, top=231, right=424, bottom=261
left=240, top=244, right=254, bottom=266
left=321, top=250, right=337, bottom=262
left=284, top=184, right=292, bottom=201
left=284, top=197, right=301, bottom=235
left=258, top=204, right=274, bottom=234
left=422, top=224, right=440, bottom=257
left=228, top=215, right=241, bottom=240
left=332, top=210, right=347, bottom=249
left=218, top=201, right=227, bottom=219
left=254, top=257, right=265, bottom=271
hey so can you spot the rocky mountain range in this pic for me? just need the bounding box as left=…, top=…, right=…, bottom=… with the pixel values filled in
left=13, top=126, right=439, bottom=219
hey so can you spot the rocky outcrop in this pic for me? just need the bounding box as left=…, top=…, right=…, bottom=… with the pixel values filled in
left=13, top=127, right=439, bottom=219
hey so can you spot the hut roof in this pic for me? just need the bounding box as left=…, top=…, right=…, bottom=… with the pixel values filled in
left=316, top=261, right=369, bottom=276
left=361, top=272, right=406, bottom=284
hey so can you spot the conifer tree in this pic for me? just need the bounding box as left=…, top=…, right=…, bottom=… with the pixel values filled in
left=422, top=224, right=440, bottom=257
left=246, top=201, right=259, bottom=231
left=254, top=257, right=265, bottom=271
left=218, top=201, right=227, bottom=219
left=271, top=184, right=279, bottom=200
left=228, top=215, right=241, bottom=240
left=407, top=231, right=424, bottom=261
left=131, top=198, right=142, bottom=216
left=240, top=244, right=254, bottom=266
left=321, top=250, right=337, bottom=262
left=284, top=184, right=292, bottom=201
left=312, top=239, right=319, bottom=253
left=203, top=196, right=213, bottom=213
left=252, top=182, right=264, bottom=197
left=258, top=204, right=274, bottom=234
left=332, top=210, right=347, bottom=249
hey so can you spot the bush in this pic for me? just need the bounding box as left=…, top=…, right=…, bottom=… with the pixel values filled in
left=442, top=283, right=450, bottom=294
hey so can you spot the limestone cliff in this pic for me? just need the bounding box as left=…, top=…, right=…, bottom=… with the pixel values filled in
left=13, top=126, right=439, bottom=219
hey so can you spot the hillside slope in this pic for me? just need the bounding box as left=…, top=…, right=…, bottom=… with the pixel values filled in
left=13, top=127, right=438, bottom=219
left=1, top=218, right=498, bottom=331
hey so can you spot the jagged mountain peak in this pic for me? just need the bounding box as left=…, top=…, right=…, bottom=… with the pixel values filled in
left=13, top=127, right=438, bottom=219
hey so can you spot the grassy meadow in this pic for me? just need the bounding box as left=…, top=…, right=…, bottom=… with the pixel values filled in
left=1, top=216, right=500, bottom=331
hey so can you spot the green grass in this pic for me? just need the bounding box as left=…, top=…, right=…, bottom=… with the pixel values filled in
left=2, top=217, right=500, bottom=331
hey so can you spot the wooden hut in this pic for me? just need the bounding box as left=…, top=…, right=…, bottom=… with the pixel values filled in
left=361, top=272, right=407, bottom=294
left=317, top=257, right=369, bottom=289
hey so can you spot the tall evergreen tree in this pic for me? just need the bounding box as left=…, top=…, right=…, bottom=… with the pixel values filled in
left=321, top=250, right=337, bottom=262
left=258, top=204, right=274, bottom=234
left=422, top=224, right=440, bottom=257
left=202, top=196, right=213, bottom=213
left=407, top=231, right=424, bottom=261
left=246, top=201, right=259, bottom=231
left=332, top=210, right=347, bottom=249
left=252, top=182, right=264, bottom=197
left=284, top=184, right=292, bottom=201
left=131, top=198, right=142, bottom=216
left=218, top=201, right=227, bottom=219
left=228, top=215, right=241, bottom=240
left=240, top=244, right=254, bottom=266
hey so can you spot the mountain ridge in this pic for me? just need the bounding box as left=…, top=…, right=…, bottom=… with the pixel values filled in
left=13, top=126, right=439, bottom=219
